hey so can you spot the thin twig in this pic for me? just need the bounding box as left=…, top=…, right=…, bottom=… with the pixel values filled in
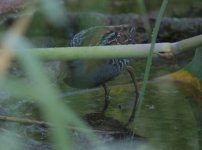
left=0, top=115, right=49, bottom=126
left=0, top=115, right=128, bottom=134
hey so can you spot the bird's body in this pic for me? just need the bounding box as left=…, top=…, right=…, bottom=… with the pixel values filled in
left=64, top=25, right=135, bottom=88
left=63, top=25, right=138, bottom=126
left=65, top=59, right=128, bottom=88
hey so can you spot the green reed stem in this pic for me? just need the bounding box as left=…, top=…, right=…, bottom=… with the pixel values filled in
left=26, top=34, right=202, bottom=60
left=136, top=0, right=168, bottom=114
left=137, top=0, right=151, bottom=33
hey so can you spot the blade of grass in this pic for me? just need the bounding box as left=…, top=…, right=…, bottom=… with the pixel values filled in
left=3, top=34, right=108, bottom=150
left=1, top=78, right=36, bottom=99
left=136, top=0, right=168, bottom=114
left=137, top=0, right=151, bottom=33
left=7, top=34, right=72, bottom=150
left=0, top=130, right=23, bottom=150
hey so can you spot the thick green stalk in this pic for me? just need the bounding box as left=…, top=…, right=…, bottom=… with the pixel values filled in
left=33, top=44, right=171, bottom=60
left=173, top=34, right=202, bottom=54
left=29, top=34, right=202, bottom=60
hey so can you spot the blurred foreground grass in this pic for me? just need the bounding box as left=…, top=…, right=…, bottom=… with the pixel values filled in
left=2, top=0, right=201, bottom=150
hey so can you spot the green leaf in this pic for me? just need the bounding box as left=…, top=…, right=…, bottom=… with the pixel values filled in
left=186, top=47, right=202, bottom=81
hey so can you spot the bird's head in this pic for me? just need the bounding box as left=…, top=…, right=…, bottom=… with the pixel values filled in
left=70, top=25, right=136, bottom=47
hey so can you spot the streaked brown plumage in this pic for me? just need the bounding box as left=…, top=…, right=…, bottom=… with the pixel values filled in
left=63, top=25, right=139, bottom=125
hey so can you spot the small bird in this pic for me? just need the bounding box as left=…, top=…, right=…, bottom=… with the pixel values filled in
left=63, top=25, right=139, bottom=126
